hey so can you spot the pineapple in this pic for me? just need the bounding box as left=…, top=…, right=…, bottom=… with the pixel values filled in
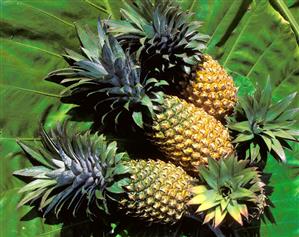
left=120, top=159, right=193, bottom=223
left=45, top=20, right=234, bottom=173
left=150, top=95, right=233, bottom=171
left=14, top=124, right=194, bottom=224
left=182, top=55, right=237, bottom=118
left=189, top=156, right=269, bottom=227
left=227, top=78, right=299, bottom=165
left=107, top=0, right=237, bottom=119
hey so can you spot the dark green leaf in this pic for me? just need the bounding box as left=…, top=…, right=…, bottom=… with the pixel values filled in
left=106, top=178, right=130, bottom=194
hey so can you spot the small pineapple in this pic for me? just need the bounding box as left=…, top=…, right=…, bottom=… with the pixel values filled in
left=227, top=78, right=299, bottom=164
left=45, top=20, right=234, bottom=173
left=107, top=0, right=237, bottom=119
left=182, top=55, right=237, bottom=118
left=14, top=124, right=194, bottom=224
left=189, top=156, right=269, bottom=227
left=121, top=159, right=193, bottom=223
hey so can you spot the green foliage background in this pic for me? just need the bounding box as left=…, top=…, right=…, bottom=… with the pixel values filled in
left=0, top=0, right=298, bottom=236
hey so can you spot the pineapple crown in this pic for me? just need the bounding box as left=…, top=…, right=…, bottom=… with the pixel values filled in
left=13, top=123, right=130, bottom=218
left=107, top=0, right=208, bottom=76
left=46, top=19, right=167, bottom=129
left=227, top=78, right=298, bottom=163
left=188, top=156, right=268, bottom=227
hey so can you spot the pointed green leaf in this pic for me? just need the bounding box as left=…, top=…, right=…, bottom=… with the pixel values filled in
left=203, top=209, right=215, bottom=224
left=239, top=204, right=249, bottom=219
left=17, top=141, right=53, bottom=168
left=233, top=133, right=254, bottom=143
left=227, top=202, right=243, bottom=225
left=132, top=111, right=144, bottom=128
left=196, top=201, right=219, bottom=212
left=18, top=188, right=47, bottom=208
left=228, top=121, right=251, bottom=132
left=266, top=92, right=297, bottom=121
left=188, top=190, right=218, bottom=205
left=190, top=185, right=207, bottom=194
left=199, top=166, right=217, bottom=189
left=259, top=77, right=272, bottom=114
left=229, top=188, right=256, bottom=200
left=220, top=198, right=229, bottom=211
left=19, top=179, right=56, bottom=193
left=75, top=23, right=99, bottom=59
left=272, top=130, right=297, bottom=141
left=13, top=166, right=50, bottom=177
left=214, top=206, right=227, bottom=227
left=106, top=178, right=130, bottom=194
left=272, top=138, right=287, bottom=162
left=261, top=135, right=273, bottom=151
left=113, top=164, right=130, bottom=175
left=277, top=108, right=299, bottom=121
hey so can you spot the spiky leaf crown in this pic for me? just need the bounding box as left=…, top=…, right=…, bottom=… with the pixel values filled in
left=227, top=78, right=298, bottom=163
left=46, top=19, right=166, bottom=129
left=107, top=0, right=208, bottom=77
left=188, top=156, right=268, bottom=227
left=13, top=124, right=130, bottom=218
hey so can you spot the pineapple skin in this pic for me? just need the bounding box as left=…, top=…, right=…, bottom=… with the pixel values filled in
left=149, top=95, right=234, bottom=174
left=120, top=159, right=194, bottom=224
left=180, top=55, right=237, bottom=119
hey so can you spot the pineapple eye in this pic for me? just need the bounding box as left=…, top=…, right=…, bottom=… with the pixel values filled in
left=219, top=186, right=232, bottom=197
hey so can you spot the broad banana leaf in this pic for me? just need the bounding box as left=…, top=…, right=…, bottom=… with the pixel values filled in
left=1, top=0, right=298, bottom=236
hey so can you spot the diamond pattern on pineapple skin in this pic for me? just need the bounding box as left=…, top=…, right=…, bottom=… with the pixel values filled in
left=181, top=55, right=237, bottom=119
left=120, top=160, right=194, bottom=224
left=149, top=96, right=234, bottom=174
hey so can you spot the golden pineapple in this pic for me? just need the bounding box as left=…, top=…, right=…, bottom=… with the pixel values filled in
left=14, top=125, right=194, bottom=224
left=181, top=55, right=237, bottom=118
left=148, top=96, right=234, bottom=173
left=120, top=159, right=194, bottom=224
left=107, top=0, right=238, bottom=118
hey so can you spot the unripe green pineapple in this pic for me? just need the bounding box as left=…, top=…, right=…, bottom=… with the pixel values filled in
left=14, top=124, right=194, bottom=224
left=45, top=20, right=234, bottom=174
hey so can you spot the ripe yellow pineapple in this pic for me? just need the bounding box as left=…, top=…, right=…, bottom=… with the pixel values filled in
left=181, top=55, right=237, bottom=118
left=107, top=0, right=237, bottom=118
left=149, top=95, right=233, bottom=172
left=14, top=125, right=194, bottom=224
